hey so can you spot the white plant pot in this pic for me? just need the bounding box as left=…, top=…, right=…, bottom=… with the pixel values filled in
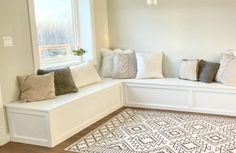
left=77, top=56, right=83, bottom=63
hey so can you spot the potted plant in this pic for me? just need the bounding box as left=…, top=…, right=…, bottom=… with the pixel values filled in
left=73, top=48, right=87, bottom=62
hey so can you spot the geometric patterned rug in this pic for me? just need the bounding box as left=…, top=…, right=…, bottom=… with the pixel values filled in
left=65, top=108, right=236, bottom=153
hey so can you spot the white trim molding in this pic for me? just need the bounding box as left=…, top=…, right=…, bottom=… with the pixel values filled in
left=0, top=84, right=10, bottom=146
left=27, top=0, right=40, bottom=71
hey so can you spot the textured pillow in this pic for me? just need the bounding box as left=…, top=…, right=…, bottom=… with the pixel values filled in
left=136, top=52, right=164, bottom=79
left=179, top=59, right=199, bottom=81
left=198, top=60, right=220, bottom=83
left=38, top=68, right=78, bottom=96
left=221, top=59, right=236, bottom=86
left=215, top=53, right=236, bottom=82
left=101, top=48, right=135, bottom=78
left=70, top=62, right=102, bottom=88
left=18, top=73, right=55, bottom=102
left=112, top=51, right=137, bottom=79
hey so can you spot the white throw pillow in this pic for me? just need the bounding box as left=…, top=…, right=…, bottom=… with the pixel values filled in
left=221, top=59, right=236, bottom=86
left=70, top=62, right=102, bottom=88
left=100, top=48, right=134, bottom=77
left=136, top=52, right=164, bottom=79
left=179, top=59, right=199, bottom=81
left=215, top=52, right=236, bottom=82
left=101, top=48, right=115, bottom=77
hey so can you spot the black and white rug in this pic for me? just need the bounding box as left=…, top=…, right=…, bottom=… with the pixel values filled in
left=65, top=108, right=236, bottom=153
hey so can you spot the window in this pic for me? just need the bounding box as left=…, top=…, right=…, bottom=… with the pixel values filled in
left=29, top=0, right=96, bottom=69
left=30, top=0, right=84, bottom=68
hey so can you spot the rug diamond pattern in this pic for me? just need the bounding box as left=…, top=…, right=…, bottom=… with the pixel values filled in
left=66, top=109, right=236, bottom=153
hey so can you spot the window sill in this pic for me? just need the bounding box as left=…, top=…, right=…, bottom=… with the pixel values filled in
left=39, top=58, right=97, bottom=70
left=40, top=60, right=83, bottom=70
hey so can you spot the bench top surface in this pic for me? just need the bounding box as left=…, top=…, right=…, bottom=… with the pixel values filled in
left=6, top=79, right=122, bottom=112
left=6, top=78, right=236, bottom=111
left=124, top=78, right=236, bottom=90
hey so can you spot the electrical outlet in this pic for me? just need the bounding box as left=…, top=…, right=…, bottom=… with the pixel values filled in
left=2, top=36, right=14, bottom=47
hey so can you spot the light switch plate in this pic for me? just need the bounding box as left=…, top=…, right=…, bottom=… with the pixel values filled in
left=147, top=0, right=158, bottom=5
left=2, top=36, right=14, bottom=47
left=152, top=0, right=158, bottom=5
left=147, top=0, right=152, bottom=5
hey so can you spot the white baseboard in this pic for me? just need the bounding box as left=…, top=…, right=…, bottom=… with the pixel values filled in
left=125, top=102, right=236, bottom=117
left=125, top=102, right=189, bottom=112
left=0, top=134, right=10, bottom=146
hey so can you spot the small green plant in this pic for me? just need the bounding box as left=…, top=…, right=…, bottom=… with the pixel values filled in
left=73, top=48, right=86, bottom=56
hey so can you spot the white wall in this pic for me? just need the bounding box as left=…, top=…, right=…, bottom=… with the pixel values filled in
left=0, top=0, right=34, bottom=145
left=107, top=0, right=236, bottom=77
left=93, top=0, right=109, bottom=66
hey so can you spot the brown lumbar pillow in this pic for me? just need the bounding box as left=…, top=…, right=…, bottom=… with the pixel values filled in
left=18, top=73, right=56, bottom=102
left=198, top=60, right=220, bottom=83
left=37, top=67, right=78, bottom=96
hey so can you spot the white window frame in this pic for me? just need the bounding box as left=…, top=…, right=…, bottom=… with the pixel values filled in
left=28, top=0, right=97, bottom=71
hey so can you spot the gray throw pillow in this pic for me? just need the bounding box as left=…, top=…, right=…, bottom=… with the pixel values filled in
left=198, top=60, right=220, bottom=83
left=38, top=68, right=78, bottom=96
left=112, top=52, right=137, bottom=79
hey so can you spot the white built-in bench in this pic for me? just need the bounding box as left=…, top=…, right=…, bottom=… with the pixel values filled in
left=6, top=79, right=123, bottom=147
left=6, top=78, right=236, bottom=147
left=123, top=78, right=236, bottom=116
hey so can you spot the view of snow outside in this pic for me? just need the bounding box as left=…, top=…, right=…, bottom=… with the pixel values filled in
left=34, top=0, right=76, bottom=60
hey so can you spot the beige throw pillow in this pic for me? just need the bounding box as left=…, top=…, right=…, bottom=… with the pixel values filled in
left=18, top=73, right=56, bottom=102
left=179, top=59, right=199, bottom=81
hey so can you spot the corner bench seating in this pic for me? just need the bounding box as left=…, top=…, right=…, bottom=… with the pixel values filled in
left=6, top=78, right=236, bottom=147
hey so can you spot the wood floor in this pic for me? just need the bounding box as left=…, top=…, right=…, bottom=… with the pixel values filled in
left=0, top=107, right=127, bottom=153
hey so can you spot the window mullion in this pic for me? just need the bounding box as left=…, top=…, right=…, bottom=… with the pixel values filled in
left=71, top=0, right=80, bottom=49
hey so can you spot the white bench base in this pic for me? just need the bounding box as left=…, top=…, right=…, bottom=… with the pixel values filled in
left=6, top=79, right=123, bottom=147
left=6, top=78, right=236, bottom=147
left=124, top=78, right=236, bottom=117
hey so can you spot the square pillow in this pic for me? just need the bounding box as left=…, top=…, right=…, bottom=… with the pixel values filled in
left=221, top=59, right=236, bottom=86
left=136, top=52, right=164, bottom=79
left=112, top=51, right=137, bottom=79
left=18, top=73, right=55, bottom=102
left=198, top=60, right=220, bottom=83
left=38, top=68, right=78, bottom=96
left=100, top=48, right=116, bottom=77
left=70, top=62, right=102, bottom=88
left=179, top=59, right=199, bottom=81
left=100, top=48, right=134, bottom=77
left=215, top=52, right=236, bottom=82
